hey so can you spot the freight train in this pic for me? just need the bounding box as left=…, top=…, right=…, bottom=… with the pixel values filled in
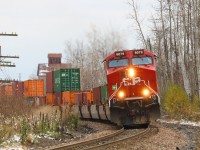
left=72, top=49, right=160, bottom=126
left=0, top=49, right=160, bottom=126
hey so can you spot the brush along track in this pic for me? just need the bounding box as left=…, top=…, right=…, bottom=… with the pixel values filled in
left=84, top=125, right=159, bottom=150
left=46, top=127, right=124, bottom=150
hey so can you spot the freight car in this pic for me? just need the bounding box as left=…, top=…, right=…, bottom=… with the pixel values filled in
left=71, top=49, right=161, bottom=126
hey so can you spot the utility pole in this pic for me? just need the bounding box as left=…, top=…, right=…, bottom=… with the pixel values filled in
left=0, top=46, right=19, bottom=67
left=0, top=32, right=19, bottom=82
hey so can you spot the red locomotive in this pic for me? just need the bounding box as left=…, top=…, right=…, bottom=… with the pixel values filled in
left=105, top=49, right=160, bottom=126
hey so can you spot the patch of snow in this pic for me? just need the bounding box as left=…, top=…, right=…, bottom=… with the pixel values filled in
left=180, top=120, right=200, bottom=127
left=12, top=135, right=21, bottom=142
left=158, top=119, right=200, bottom=127
left=43, top=135, right=55, bottom=140
left=157, top=119, right=179, bottom=124
left=0, top=147, right=24, bottom=150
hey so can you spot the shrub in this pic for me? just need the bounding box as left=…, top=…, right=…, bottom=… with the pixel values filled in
left=69, top=113, right=79, bottom=130
left=20, top=118, right=31, bottom=144
left=164, top=83, right=190, bottom=118
left=32, top=113, right=50, bottom=135
left=191, top=95, right=200, bottom=113
left=190, top=95, right=200, bottom=120
left=0, top=125, right=13, bottom=144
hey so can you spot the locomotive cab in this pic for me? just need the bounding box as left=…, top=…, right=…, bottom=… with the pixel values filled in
left=105, top=49, right=160, bottom=126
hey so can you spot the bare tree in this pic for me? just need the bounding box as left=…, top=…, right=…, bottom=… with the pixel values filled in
left=129, top=0, right=200, bottom=99
left=65, top=26, right=125, bottom=90
left=128, top=0, right=147, bottom=49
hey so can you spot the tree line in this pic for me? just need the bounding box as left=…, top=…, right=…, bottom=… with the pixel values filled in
left=65, top=0, right=200, bottom=102
left=129, top=0, right=200, bottom=101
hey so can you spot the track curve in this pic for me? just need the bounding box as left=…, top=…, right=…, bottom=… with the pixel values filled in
left=84, top=125, right=158, bottom=150
left=45, top=127, right=124, bottom=150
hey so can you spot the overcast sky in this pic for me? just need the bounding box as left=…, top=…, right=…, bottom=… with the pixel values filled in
left=0, top=0, right=156, bottom=81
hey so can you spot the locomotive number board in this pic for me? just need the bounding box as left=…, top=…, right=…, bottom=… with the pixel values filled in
left=115, top=51, right=126, bottom=57
left=133, top=50, right=144, bottom=55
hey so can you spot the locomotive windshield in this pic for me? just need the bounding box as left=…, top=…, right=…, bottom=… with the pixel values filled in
left=132, top=56, right=153, bottom=65
left=109, top=59, right=128, bottom=68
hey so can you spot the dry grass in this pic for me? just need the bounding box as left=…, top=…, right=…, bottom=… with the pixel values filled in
left=0, top=95, right=32, bottom=119
left=0, top=96, right=79, bottom=145
left=0, top=95, right=32, bottom=144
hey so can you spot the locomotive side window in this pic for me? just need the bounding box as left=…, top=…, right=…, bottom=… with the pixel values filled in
left=132, top=56, right=153, bottom=65
left=109, top=59, right=128, bottom=68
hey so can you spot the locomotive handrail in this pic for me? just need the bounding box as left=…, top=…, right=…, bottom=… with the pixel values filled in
left=108, top=81, right=123, bottom=107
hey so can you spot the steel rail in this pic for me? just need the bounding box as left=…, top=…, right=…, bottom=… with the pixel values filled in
left=45, top=127, right=124, bottom=150
left=84, top=126, right=158, bottom=150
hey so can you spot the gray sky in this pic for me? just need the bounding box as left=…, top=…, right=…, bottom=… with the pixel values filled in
left=0, top=0, right=156, bottom=80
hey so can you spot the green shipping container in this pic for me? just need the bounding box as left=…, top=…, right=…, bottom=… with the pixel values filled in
left=101, top=85, right=108, bottom=104
left=54, top=68, right=80, bottom=92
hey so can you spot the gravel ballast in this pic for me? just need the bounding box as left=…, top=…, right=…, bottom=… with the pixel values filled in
left=1, top=119, right=200, bottom=149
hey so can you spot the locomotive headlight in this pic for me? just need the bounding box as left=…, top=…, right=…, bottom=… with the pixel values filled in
left=118, top=91, right=125, bottom=99
left=143, top=89, right=150, bottom=96
left=128, top=68, right=135, bottom=78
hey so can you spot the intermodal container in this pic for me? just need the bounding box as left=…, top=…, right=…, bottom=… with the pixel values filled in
left=74, top=93, right=82, bottom=105
left=70, top=69, right=81, bottom=91
left=93, top=87, right=101, bottom=105
left=73, top=91, right=93, bottom=105
left=62, top=91, right=80, bottom=105
left=46, top=93, right=54, bottom=105
left=100, top=85, right=108, bottom=104
left=5, top=84, right=13, bottom=96
left=39, top=97, right=46, bottom=106
left=54, top=92, right=62, bottom=106
left=82, top=91, right=93, bottom=105
left=24, top=80, right=44, bottom=97
left=54, top=68, right=80, bottom=92
left=46, top=71, right=54, bottom=93
left=39, top=76, right=46, bottom=96
left=0, top=85, right=5, bottom=96
left=12, top=81, right=24, bottom=96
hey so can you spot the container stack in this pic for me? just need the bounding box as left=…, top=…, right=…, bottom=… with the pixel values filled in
left=54, top=68, right=81, bottom=105
left=12, top=81, right=24, bottom=97
left=5, top=84, right=13, bottom=96
left=74, top=91, right=93, bottom=105
left=92, top=85, right=108, bottom=105
left=0, top=67, right=110, bottom=107
left=45, top=68, right=81, bottom=106
left=46, top=71, right=54, bottom=105
left=23, top=79, right=45, bottom=105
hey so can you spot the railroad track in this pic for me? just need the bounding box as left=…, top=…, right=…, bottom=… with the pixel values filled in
left=46, top=125, right=158, bottom=150
left=85, top=125, right=158, bottom=150
left=45, top=127, right=124, bottom=150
